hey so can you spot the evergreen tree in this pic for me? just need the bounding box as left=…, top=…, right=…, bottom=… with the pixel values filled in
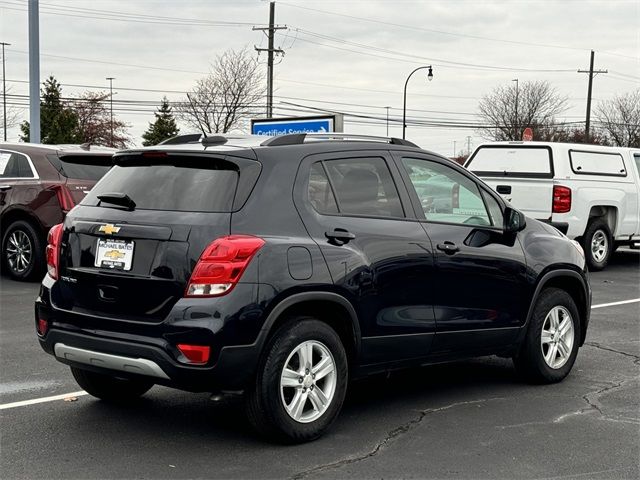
left=142, top=97, right=179, bottom=146
left=20, top=76, right=80, bottom=144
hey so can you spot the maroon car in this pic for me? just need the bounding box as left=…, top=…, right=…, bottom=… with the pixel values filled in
left=1, top=143, right=114, bottom=281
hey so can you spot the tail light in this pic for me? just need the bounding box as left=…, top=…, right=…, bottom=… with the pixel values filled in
left=52, top=184, right=76, bottom=213
left=552, top=185, right=571, bottom=213
left=46, top=223, right=64, bottom=279
left=185, top=235, right=265, bottom=297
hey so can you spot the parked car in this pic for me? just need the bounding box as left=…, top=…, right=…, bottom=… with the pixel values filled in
left=1, top=143, right=114, bottom=280
left=36, top=133, right=591, bottom=442
left=465, top=142, right=640, bottom=270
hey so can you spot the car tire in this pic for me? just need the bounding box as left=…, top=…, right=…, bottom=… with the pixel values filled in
left=245, top=317, right=348, bottom=443
left=581, top=218, right=612, bottom=271
left=514, top=288, right=581, bottom=384
left=1, top=220, right=45, bottom=281
left=71, top=367, right=154, bottom=402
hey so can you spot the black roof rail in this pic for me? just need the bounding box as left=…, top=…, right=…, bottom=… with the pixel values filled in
left=159, top=133, right=203, bottom=145
left=260, top=133, right=419, bottom=148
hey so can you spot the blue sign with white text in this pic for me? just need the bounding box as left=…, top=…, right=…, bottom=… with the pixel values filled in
left=252, top=119, right=333, bottom=136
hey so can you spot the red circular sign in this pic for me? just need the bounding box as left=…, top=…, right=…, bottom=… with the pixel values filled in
left=522, top=127, right=533, bottom=141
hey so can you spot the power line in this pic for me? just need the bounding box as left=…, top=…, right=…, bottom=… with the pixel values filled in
left=279, top=1, right=595, bottom=54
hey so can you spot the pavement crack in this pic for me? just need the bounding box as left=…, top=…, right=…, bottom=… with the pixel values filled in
left=290, top=397, right=503, bottom=480
left=584, top=341, right=640, bottom=364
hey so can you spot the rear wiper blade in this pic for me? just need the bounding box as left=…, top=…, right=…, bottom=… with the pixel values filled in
left=97, top=192, right=136, bottom=211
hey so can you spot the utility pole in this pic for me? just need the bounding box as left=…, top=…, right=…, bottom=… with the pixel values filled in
left=385, top=106, right=390, bottom=136
left=512, top=78, right=519, bottom=140
left=28, top=0, right=40, bottom=143
left=578, top=50, right=607, bottom=142
left=106, top=77, right=115, bottom=147
left=253, top=2, right=286, bottom=118
left=453, top=140, right=456, bottom=158
left=1, top=42, right=10, bottom=141
left=466, top=136, right=472, bottom=156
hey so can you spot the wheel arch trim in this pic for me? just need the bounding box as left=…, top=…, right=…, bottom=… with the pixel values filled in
left=255, top=291, right=362, bottom=356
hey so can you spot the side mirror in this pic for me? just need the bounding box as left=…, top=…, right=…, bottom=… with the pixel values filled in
left=504, top=207, right=526, bottom=233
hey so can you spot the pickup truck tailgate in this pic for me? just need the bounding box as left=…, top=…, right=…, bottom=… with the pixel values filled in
left=480, top=178, right=553, bottom=220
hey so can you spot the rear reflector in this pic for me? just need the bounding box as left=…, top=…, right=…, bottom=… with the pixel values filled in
left=552, top=185, right=572, bottom=213
left=185, top=235, right=265, bottom=297
left=46, top=223, right=64, bottom=279
left=37, top=318, right=48, bottom=336
left=177, top=344, right=210, bottom=364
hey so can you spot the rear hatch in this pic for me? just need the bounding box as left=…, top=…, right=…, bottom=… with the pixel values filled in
left=46, top=152, right=114, bottom=204
left=54, top=150, right=260, bottom=323
left=465, top=145, right=554, bottom=220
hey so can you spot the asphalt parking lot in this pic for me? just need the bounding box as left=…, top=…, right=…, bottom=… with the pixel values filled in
left=1, top=249, right=638, bottom=480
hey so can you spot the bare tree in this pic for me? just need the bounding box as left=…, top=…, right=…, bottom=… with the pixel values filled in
left=595, top=90, right=640, bottom=147
left=477, top=80, right=568, bottom=141
left=176, top=48, right=265, bottom=134
left=1, top=86, right=24, bottom=139
left=72, top=91, right=130, bottom=148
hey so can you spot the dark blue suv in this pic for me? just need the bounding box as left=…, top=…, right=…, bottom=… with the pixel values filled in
left=36, top=133, right=591, bottom=442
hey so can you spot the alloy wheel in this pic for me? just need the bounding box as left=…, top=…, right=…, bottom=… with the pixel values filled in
left=540, top=306, right=575, bottom=369
left=5, top=230, right=33, bottom=274
left=280, top=340, right=337, bottom=423
left=591, top=229, right=608, bottom=263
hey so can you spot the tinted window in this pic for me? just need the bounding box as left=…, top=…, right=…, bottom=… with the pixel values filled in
left=47, top=154, right=112, bottom=181
left=481, top=190, right=503, bottom=227
left=0, top=151, right=35, bottom=178
left=308, top=162, right=338, bottom=214
left=402, top=158, right=492, bottom=226
left=467, top=146, right=552, bottom=178
left=569, top=150, right=626, bottom=176
left=323, top=157, right=403, bottom=218
left=83, top=162, right=238, bottom=212
left=634, top=154, right=640, bottom=178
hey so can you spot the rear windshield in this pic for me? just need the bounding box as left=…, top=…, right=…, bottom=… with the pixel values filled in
left=47, top=154, right=113, bottom=181
left=466, top=146, right=553, bottom=178
left=82, top=161, right=239, bottom=212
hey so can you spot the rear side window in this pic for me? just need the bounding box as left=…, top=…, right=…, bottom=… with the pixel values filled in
left=83, top=160, right=239, bottom=212
left=467, top=146, right=553, bottom=178
left=634, top=154, right=640, bottom=178
left=569, top=150, right=627, bottom=177
left=321, top=157, right=404, bottom=218
left=308, top=162, right=338, bottom=214
left=47, top=154, right=112, bottom=181
left=0, top=151, right=36, bottom=178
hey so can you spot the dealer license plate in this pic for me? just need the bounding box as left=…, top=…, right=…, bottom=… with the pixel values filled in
left=94, top=238, right=135, bottom=271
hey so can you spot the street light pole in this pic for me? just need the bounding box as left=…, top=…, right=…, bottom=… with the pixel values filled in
left=1, top=42, right=10, bottom=141
left=106, top=77, right=115, bottom=146
left=402, top=65, right=433, bottom=140
left=512, top=78, right=519, bottom=140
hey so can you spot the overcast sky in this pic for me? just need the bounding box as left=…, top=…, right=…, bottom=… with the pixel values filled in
left=1, top=0, right=639, bottom=156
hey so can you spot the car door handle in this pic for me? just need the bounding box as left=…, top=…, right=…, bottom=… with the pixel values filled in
left=496, top=185, right=511, bottom=194
left=0, top=185, right=12, bottom=191
left=437, top=242, right=459, bottom=254
left=325, top=229, right=356, bottom=246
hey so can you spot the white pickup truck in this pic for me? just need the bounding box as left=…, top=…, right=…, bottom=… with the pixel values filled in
left=465, top=141, right=640, bottom=270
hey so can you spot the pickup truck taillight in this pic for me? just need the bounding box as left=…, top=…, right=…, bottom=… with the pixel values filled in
left=552, top=185, right=571, bottom=213
left=46, top=223, right=64, bottom=279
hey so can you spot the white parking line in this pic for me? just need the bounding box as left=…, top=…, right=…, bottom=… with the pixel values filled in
left=591, top=298, right=640, bottom=309
left=0, top=391, right=87, bottom=411
left=1, top=298, right=639, bottom=412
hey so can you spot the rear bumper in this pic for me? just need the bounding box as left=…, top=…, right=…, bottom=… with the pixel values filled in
left=35, top=278, right=264, bottom=393
left=38, top=328, right=258, bottom=392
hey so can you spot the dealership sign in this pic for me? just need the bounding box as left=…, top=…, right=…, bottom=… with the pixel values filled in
left=251, top=114, right=344, bottom=136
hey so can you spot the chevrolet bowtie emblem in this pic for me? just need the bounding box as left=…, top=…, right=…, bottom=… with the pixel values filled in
left=98, top=224, right=121, bottom=235
left=103, top=250, right=125, bottom=260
